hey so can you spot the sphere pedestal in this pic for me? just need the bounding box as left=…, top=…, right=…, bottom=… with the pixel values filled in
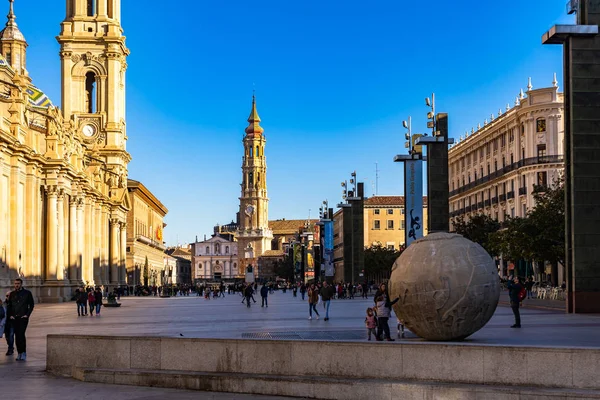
left=389, top=232, right=500, bottom=341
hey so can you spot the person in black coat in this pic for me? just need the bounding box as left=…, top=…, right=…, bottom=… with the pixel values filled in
left=507, top=276, right=523, bottom=328
left=260, top=285, right=269, bottom=307
left=6, top=279, right=34, bottom=361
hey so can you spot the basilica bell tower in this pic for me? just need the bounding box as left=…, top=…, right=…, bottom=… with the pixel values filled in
left=57, top=0, right=130, bottom=286
left=237, top=96, right=272, bottom=278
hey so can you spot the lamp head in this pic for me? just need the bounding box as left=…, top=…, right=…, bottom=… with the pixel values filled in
left=425, top=97, right=431, bottom=107
left=402, top=120, right=408, bottom=129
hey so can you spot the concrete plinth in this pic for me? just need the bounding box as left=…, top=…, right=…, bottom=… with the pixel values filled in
left=47, top=334, right=600, bottom=399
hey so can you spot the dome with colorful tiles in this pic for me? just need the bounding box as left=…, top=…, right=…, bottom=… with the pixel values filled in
left=0, top=53, right=53, bottom=109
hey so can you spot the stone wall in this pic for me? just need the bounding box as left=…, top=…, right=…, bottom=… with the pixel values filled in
left=47, top=335, right=600, bottom=391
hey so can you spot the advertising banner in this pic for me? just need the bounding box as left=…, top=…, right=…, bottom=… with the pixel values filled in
left=404, top=159, right=423, bottom=247
left=323, top=220, right=334, bottom=276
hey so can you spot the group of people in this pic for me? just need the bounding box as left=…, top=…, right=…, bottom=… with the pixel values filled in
left=74, top=287, right=103, bottom=316
left=364, top=283, right=400, bottom=341
left=1, top=279, right=35, bottom=361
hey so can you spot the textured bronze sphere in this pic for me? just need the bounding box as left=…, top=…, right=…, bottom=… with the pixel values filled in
left=389, top=232, right=500, bottom=341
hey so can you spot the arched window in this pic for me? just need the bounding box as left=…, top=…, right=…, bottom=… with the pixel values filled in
left=248, top=172, right=254, bottom=188
left=87, top=0, right=96, bottom=17
left=256, top=146, right=259, bottom=157
left=225, top=246, right=229, bottom=254
left=85, top=71, right=96, bottom=113
left=249, top=147, right=253, bottom=157
left=205, top=246, right=210, bottom=254
left=215, top=243, right=220, bottom=254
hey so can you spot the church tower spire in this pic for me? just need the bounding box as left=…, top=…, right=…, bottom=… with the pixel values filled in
left=237, top=95, right=272, bottom=279
left=0, top=0, right=28, bottom=75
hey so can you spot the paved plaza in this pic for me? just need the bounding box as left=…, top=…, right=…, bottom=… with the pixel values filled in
left=2, top=290, right=600, bottom=399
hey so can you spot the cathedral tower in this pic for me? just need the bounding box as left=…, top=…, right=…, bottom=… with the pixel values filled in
left=0, top=0, right=27, bottom=76
left=57, top=0, right=130, bottom=287
left=237, top=95, right=272, bottom=278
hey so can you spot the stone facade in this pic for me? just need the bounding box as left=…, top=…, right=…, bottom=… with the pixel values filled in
left=164, top=246, right=192, bottom=285
left=0, top=0, right=130, bottom=301
left=448, top=82, right=564, bottom=225
left=363, top=196, right=428, bottom=250
left=191, top=235, right=238, bottom=282
left=125, top=179, right=167, bottom=287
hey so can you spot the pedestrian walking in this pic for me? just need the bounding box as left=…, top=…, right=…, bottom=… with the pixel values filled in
left=244, top=284, right=254, bottom=308
left=87, top=289, right=96, bottom=316
left=3, top=292, right=14, bottom=356
left=507, top=275, right=524, bottom=328
left=319, top=281, right=334, bottom=321
left=525, top=277, right=534, bottom=299
left=300, top=284, right=306, bottom=301
left=6, top=278, right=35, bottom=361
left=307, top=284, right=320, bottom=320
left=260, top=284, right=269, bottom=307
left=94, top=287, right=103, bottom=315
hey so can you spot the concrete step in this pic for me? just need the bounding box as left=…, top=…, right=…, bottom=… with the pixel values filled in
left=72, top=367, right=600, bottom=400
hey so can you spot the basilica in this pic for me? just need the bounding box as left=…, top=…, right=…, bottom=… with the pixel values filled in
left=0, top=0, right=130, bottom=301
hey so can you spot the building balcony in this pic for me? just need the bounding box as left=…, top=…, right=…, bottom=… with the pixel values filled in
left=449, top=155, right=564, bottom=197
left=477, top=201, right=484, bottom=209
left=499, top=194, right=506, bottom=202
left=484, top=199, right=491, bottom=207
left=491, top=196, right=498, bottom=204
left=519, top=186, right=527, bottom=196
left=471, top=204, right=477, bottom=212
left=135, top=235, right=167, bottom=251
left=507, top=191, right=515, bottom=199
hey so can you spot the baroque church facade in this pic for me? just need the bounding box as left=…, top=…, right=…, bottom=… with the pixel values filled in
left=0, top=0, right=130, bottom=301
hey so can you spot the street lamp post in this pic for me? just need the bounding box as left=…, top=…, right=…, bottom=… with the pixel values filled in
left=415, top=93, right=454, bottom=233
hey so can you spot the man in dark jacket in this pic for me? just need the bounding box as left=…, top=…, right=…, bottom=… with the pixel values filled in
left=244, top=284, right=254, bottom=308
left=7, top=278, right=34, bottom=361
left=507, top=276, right=523, bottom=328
left=260, top=285, right=269, bottom=307
left=320, top=281, right=335, bottom=321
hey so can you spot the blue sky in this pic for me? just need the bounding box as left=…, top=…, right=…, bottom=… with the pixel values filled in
left=18, top=0, right=572, bottom=245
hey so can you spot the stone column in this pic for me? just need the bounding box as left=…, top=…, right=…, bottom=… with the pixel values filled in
left=69, top=196, right=78, bottom=283
left=120, top=221, right=127, bottom=285
left=76, top=197, right=85, bottom=282
left=56, top=190, right=66, bottom=281
left=45, top=185, right=58, bottom=281
left=543, top=0, right=600, bottom=312
left=110, top=218, right=119, bottom=285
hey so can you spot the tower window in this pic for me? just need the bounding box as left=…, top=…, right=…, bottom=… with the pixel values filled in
left=107, top=0, right=114, bottom=18
left=249, top=147, right=253, bottom=157
left=85, top=71, right=97, bottom=113
left=248, top=172, right=254, bottom=188
left=87, top=0, right=96, bottom=17
left=256, top=146, right=259, bottom=157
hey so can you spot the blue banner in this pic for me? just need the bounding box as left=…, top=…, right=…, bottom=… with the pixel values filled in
left=404, top=159, right=423, bottom=247
left=323, top=220, right=334, bottom=277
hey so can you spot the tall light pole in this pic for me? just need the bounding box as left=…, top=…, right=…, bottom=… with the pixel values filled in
left=415, top=93, right=454, bottom=233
